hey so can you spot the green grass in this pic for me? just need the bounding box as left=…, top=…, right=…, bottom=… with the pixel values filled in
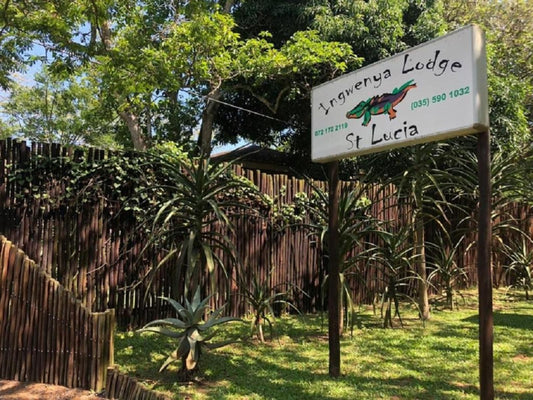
left=114, top=289, right=533, bottom=399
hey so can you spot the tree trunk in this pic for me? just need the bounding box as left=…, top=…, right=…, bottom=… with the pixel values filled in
left=384, top=297, right=392, bottom=328
left=414, top=213, right=431, bottom=320
left=197, top=91, right=221, bottom=155
left=118, top=110, right=148, bottom=151
left=446, top=288, right=454, bottom=310
left=195, top=0, right=233, bottom=154
left=257, top=319, right=265, bottom=343
left=223, top=0, right=235, bottom=13
left=99, top=19, right=149, bottom=151
left=339, top=290, right=344, bottom=336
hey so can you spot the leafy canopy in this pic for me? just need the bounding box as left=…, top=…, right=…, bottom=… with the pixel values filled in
left=1, top=0, right=355, bottom=151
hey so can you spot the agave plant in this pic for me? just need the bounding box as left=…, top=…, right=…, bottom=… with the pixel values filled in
left=138, top=289, right=241, bottom=379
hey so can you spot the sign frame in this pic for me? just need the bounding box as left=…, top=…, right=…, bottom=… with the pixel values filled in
left=311, top=25, right=488, bottom=163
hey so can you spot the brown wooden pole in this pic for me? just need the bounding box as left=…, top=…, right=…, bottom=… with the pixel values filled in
left=477, top=130, right=493, bottom=399
left=328, top=161, right=341, bottom=377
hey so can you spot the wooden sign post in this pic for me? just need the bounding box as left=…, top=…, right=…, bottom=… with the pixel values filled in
left=311, top=25, right=493, bottom=398
left=327, top=160, right=341, bottom=377
left=477, top=129, right=493, bottom=399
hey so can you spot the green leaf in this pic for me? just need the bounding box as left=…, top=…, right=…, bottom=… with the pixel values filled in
left=199, top=316, right=242, bottom=331
left=141, top=317, right=188, bottom=330
left=203, top=339, right=236, bottom=350
left=137, top=326, right=185, bottom=339
left=159, top=349, right=179, bottom=372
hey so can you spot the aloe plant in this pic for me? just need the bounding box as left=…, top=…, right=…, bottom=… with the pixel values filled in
left=138, top=289, right=241, bottom=379
left=300, top=182, right=376, bottom=335
left=136, top=149, right=261, bottom=301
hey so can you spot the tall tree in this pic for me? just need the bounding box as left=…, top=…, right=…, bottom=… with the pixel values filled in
left=0, top=116, right=14, bottom=139
left=214, top=0, right=447, bottom=157
left=2, top=69, right=119, bottom=146
left=444, top=0, right=532, bottom=151
left=0, top=0, right=35, bottom=89
left=2, top=0, right=353, bottom=153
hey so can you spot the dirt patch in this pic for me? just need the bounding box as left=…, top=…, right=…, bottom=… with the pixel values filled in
left=0, top=380, right=106, bottom=400
left=512, top=354, right=531, bottom=362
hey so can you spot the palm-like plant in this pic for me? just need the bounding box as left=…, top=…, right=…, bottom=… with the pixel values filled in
left=446, top=142, right=531, bottom=255
left=502, top=238, right=533, bottom=300
left=427, top=234, right=468, bottom=310
left=368, top=226, right=419, bottom=328
left=384, top=143, right=456, bottom=321
left=138, top=149, right=260, bottom=300
left=138, top=288, right=241, bottom=379
left=357, top=143, right=456, bottom=322
left=302, top=182, right=376, bottom=334
left=237, top=265, right=301, bottom=343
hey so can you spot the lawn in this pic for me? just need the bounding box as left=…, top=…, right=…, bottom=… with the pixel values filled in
left=114, top=290, right=533, bottom=399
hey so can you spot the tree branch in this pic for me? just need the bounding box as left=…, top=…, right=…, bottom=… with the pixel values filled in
left=222, top=0, right=235, bottom=14
left=233, top=84, right=291, bottom=115
left=0, top=0, right=12, bottom=36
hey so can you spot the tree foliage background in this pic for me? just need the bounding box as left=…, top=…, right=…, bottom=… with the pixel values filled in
left=0, top=0, right=531, bottom=157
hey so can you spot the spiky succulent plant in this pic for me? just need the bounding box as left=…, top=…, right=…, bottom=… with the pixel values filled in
left=138, top=289, right=241, bottom=376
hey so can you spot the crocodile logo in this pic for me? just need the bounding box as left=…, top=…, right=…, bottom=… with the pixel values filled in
left=346, top=80, right=417, bottom=126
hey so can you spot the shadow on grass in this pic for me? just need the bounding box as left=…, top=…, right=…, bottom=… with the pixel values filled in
left=113, top=332, right=184, bottom=391
left=201, top=348, right=489, bottom=400
left=115, top=328, right=478, bottom=399
left=463, top=312, right=533, bottom=330
left=257, top=312, right=383, bottom=343
left=114, top=308, right=533, bottom=400
left=203, top=336, right=532, bottom=400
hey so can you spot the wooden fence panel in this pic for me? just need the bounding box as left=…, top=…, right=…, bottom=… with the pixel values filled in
left=1, top=138, right=532, bottom=327
left=105, top=367, right=170, bottom=400
left=0, top=235, right=115, bottom=391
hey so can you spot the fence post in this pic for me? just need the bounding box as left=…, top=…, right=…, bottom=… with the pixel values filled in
left=94, top=308, right=116, bottom=392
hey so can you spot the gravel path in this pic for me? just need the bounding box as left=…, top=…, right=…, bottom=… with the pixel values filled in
left=0, top=379, right=107, bottom=399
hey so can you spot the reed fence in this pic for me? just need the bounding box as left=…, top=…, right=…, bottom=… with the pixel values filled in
left=0, top=235, right=115, bottom=391
left=1, top=138, right=531, bottom=328
left=105, top=367, right=170, bottom=400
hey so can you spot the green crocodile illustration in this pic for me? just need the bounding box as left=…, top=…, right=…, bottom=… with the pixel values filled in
left=346, top=79, right=417, bottom=126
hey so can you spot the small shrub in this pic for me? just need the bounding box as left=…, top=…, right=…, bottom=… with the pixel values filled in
left=369, top=226, right=420, bottom=328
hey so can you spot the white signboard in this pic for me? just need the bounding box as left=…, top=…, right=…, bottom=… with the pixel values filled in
left=311, top=25, right=488, bottom=163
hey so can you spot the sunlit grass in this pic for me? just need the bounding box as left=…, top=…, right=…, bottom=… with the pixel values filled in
left=114, top=289, right=533, bottom=399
